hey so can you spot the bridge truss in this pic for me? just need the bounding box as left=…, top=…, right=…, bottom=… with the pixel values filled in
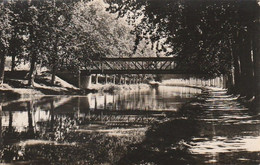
left=81, top=57, right=181, bottom=75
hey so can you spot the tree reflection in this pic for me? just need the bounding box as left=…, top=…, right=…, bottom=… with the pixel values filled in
left=50, top=100, right=55, bottom=132
left=25, top=101, right=35, bottom=139
left=2, top=110, right=20, bottom=145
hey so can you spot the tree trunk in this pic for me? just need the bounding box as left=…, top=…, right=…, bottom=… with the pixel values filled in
left=227, top=38, right=235, bottom=94
left=51, top=37, right=58, bottom=86
left=28, top=53, right=37, bottom=86
left=8, top=110, right=13, bottom=132
left=26, top=101, right=34, bottom=138
left=252, top=28, right=260, bottom=109
left=238, top=31, right=254, bottom=98
left=225, top=73, right=234, bottom=93
left=0, top=53, right=6, bottom=85
left=51, top=57, right=57, bottom=86
left=232, top=35, right=242, bottom=94
left=50, top=100, right=54, bottom=132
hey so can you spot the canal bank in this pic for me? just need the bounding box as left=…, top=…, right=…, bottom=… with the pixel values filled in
left=1, top=71, right=151, bottom=104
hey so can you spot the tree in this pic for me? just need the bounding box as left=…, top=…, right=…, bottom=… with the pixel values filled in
left=19, top=0, right=50, bottom=86
left=0, top=2, right=13, bottom=85
left=26, top=4, right=41, bottom=86
left=234, top=1, right=259, bottom=100
left=8, top=1, right=26, bottom=72
left=106, top=0, right=259, bottom=100
left=65, top=0, right=135, bottom=71
left=40, top=0, right=74, bottom=85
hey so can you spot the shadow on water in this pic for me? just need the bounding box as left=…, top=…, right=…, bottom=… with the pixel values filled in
left=117, top=89, right=260, bottom=165
left=117, top=119, right=201, bottom=165
left=117, top=97, right=204, bottom=165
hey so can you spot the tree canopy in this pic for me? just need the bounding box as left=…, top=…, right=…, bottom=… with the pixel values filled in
left=0, top=0, right=259, bottom=101
left=0, top=0, right=142, bottom=85
left=106, top=0, right=259, bottom=77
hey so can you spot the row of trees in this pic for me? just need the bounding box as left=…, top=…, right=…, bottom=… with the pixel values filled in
left=106, top=0, right=259, bottom=104
left=0, top=0, right=259, bottom=105
left=0, top=0, right=151, bottom=86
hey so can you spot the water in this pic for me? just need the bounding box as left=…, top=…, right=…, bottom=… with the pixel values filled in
left=0, top=86, right=200, bottom=164
left=0, top=86, right=259, bottom=164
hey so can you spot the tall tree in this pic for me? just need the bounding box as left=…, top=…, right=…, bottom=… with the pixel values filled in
left=26, top=4, right=41, bottom=86
left=41, top=0, right=74, bottom=85
left=8, top=1, right=26, bottom=72
left=20, top=1, right=47, bottom=86
left=0, top=2, right=13, bottom=84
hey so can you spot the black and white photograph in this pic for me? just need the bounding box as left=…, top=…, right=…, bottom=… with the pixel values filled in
left=0, top=0, right=259, bottom=164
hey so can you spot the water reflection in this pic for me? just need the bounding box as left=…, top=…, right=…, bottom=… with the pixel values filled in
left=88, top=86, right=200, bottom=111
left=0, top=86, right=200, bottom=164
left=2, top=86, right=258, bottom=164
left=1, top=86, right=200, bottom=129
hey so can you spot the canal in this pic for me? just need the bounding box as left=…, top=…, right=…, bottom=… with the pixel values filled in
left=0, top=86, right=259, bottom=164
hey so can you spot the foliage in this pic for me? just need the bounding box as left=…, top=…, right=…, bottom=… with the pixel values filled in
left=106, top=0, right=259, bottom=78
left=0, top=0, right=139, bottom=84
left=67, top=0, right=135, bottom=70
left=0, top=2, right=13, bottom=83
left=0, top=4, right=13, bottom=51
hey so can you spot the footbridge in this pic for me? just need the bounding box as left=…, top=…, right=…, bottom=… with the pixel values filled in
left=79, top=57, right=182, bottom=89
left=80, top=57, right=180, bottom=75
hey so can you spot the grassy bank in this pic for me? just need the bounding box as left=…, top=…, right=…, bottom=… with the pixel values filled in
left=1, top=72, right=85, bottom=103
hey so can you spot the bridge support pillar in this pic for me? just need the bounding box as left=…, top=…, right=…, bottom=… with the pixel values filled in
left=119, top=75, right=122, bottom=85
left=79, top=74, right=92, bottom=89
left=113, top=75, right=116, bottom=84
left=195, top=78, right=198, bottom=86
left=105, top=74, right=108, bottom=84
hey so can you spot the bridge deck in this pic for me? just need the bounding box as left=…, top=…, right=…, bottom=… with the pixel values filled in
left=81, top=69, right=183, bottom=75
